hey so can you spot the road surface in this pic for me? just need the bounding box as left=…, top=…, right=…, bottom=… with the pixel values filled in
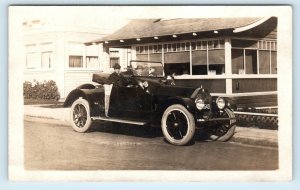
left=24, top=118, right=278, bottom=170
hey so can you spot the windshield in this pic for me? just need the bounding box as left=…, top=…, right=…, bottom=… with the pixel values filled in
left=130, top=60, right=164, bottom=77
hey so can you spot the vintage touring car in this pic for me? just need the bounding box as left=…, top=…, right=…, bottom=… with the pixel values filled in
left=63, top=60, right=237, bottom=145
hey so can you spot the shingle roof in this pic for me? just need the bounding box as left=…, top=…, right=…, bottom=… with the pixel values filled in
left=98, top=17, right=263, bottom=42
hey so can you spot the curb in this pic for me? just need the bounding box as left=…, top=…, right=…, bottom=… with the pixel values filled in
left=24, top=115, right=70, bottom=127
left=230, top=136, right=278, bottom=147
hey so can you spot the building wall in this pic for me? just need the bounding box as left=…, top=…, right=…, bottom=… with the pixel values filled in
left=232, top=78, right=277, bottom=93
left=64, top=70, right=97, bottom=97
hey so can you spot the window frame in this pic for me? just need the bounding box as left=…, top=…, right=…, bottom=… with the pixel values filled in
left=132, top=38, right=277, bottom=77
left=231, top=38, right=277, bottom=75
left=25, top=43, right=54, bottom=71
left=67, top=43, right=100, bottom=70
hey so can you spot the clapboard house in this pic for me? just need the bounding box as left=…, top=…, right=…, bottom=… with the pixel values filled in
left=23, top=18, right=130, bottom=98
left=87, top=17, right=278, bottom=109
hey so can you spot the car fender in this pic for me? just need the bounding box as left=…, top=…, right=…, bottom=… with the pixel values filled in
left=63, top=89, right=92, bottom=108
left=76, top=83, right=96, bottom=90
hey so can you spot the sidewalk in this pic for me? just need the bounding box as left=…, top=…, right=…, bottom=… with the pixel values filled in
left=24, top=105, right=278, bottom=147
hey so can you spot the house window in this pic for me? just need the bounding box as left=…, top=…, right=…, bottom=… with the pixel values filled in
left=140, top=46, right=145, bottom=54
left=164, top=51, right=190, bottom=75
left=172, top=43, right=177, bottom=51
left=157, top=45, right=162, bottom=53
left=110, top=57, right=119, bottom=68
left=259, top=50, right=270, bottom=74
left=208, top=49, right=225, bottom=75
left=68, top=43, right=99, bottom=69
left=26, top=44, right=39, bottom=69
left=176, top=43, right=181, bottom=51
left=191, top=42, right=196, bottom=50
left=192, top=39, right=225, bottom=75
left=232, top=49, right=244, bottom=74
left=26, top=43, right=53, bottom=69
left=41, top=43, right=53, bottom=69
left=232, top=39, right=277, bottom=75
left=136, top=44, right=162, bottom=62
left=86, top=56, right=98, bottom=68
left=109, top=50, right=120, bottom=67
left=192, top=50, right=207, bottom=75
left=86, top=45, right=99, bottom=68
left=153, top=45, right=158, bottom=53
left=69, top=56, right=83, bottom=68
left=41, top=52, right=52, bottom=68
left=271, top=51, right=277, bottom=74
left=26, top=52, right=39, bottom=69
left=232, top=48, right=258, bottom=74
left=186, top=42, right=190, bottom=51
left=68, top=43, right=83, bottom=68
left=245, top=50, right=258, bottom=74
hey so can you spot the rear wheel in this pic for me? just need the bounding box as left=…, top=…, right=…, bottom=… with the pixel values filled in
left=208, top=108, right=236, bottom=141
left=161, top=104, right=195, bottom=146
left=70, top=98, right=92, bottom=133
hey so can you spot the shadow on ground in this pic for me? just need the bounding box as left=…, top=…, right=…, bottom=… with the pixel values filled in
left=89, top=121, right=211, bottom=144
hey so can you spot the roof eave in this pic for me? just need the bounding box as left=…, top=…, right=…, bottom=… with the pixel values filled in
left=233, top=17, right=272, bottom=33
left=86, top=28, right=233, bottom=46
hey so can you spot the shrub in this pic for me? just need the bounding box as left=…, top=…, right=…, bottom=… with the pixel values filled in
left=23, top=80, right=60, bottom=101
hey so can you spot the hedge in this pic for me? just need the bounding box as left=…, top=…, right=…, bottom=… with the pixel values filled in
left=23, top=80, right=60, bottom=100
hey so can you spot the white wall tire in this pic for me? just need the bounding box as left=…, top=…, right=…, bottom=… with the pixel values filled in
left=161, top=104, right=195, bottom=146
left=209, top=108, right=236, bottom=141
left=70, top=98, right=92, bottom=133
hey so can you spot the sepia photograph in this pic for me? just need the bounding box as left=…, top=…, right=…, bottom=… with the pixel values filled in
left=8, top=6, right=292, bottom=181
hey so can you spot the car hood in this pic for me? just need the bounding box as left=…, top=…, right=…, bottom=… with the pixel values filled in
left=156, top=84, right=198, bottom=98
left=137, top=77, right=198, bottom=98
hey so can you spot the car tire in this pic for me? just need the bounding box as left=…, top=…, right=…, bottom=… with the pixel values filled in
left=209, top=108, right=236, bottom=142
left=70, top=98, right=92, bottom=133
left=161, top=104, right=195, bottom=146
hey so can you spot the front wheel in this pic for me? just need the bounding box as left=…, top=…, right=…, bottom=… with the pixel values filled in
left=161, top=104, right=195, bottom=146
left=70, top=98, right=92, bottom=133
left=208, top=108, right=236, bottom=141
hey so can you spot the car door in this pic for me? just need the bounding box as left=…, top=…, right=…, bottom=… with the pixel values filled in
left=115, top=76, right=153, bottom=120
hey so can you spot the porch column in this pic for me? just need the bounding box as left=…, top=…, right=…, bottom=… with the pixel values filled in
left=225, top=37, right=232, bottom=95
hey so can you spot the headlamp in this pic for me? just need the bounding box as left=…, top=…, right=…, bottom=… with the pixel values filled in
left=195, top=98, right=205, bottom=110
left=216, top=97, right=226, bottom=109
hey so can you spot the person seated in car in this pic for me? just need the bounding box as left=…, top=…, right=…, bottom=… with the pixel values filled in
left=135, top=65, right=144, bottom=76
left=149, top=67, right=156, bottom=76
left=108, top=63, right=126, bottom=86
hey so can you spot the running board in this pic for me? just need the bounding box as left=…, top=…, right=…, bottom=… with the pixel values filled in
left=91, top=116, right=147, bottom=125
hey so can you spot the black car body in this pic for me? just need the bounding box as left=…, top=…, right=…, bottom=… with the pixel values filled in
left=64, top=60, right=236, bottom=145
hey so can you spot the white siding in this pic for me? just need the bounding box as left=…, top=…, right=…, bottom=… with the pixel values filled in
left=64, top=70, right=98, bottom=97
